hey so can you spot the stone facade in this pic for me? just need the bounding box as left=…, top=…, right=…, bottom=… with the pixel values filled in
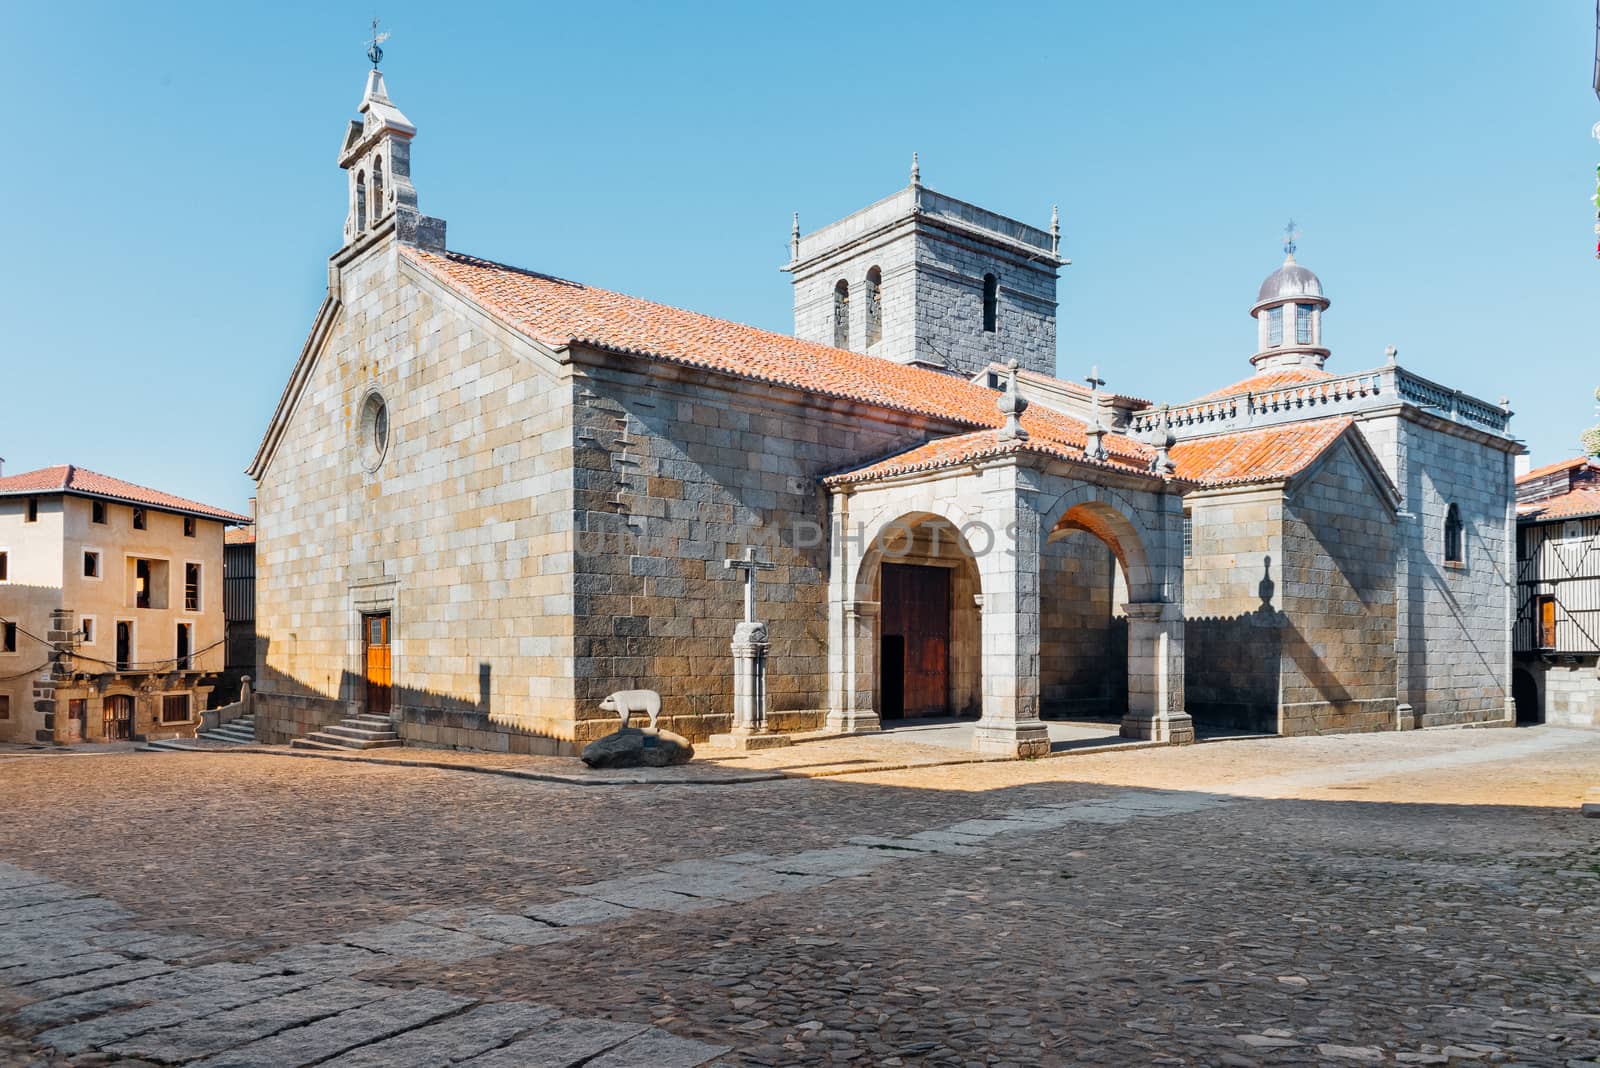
left=0, top=489, right=231, bottom=745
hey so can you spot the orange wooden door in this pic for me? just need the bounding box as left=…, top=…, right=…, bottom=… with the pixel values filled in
left=1539, top=597, right=1557, bottom=649
left=364, top=613, right=392, bottom=716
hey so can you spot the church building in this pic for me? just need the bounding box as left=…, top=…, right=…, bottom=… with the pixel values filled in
left=247, top=61, right=1519, bottom=756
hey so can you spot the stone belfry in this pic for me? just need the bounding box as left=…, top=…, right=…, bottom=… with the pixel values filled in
left=337, top=26, right=445, bottom=252
left=1248, top=222, right=1330, bottom=372
left=784, top=156, right=1064, bottom=378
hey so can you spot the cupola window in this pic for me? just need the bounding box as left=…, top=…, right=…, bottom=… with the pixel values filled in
left=1267, top=306, right=1283, bottom=347
left=1296, top=303, right=1315, bottom=345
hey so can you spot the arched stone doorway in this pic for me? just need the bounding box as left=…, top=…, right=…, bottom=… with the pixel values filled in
left=1512, top=667, right=1542, bottom=725
left=853, top=513, right=983, bottom=722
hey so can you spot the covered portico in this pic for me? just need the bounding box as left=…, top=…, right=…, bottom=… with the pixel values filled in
left=824, top=432, right=1192, bottom=758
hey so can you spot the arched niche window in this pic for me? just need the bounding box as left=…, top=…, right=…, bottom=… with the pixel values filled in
left=982, top=273, right=998, bottom=333
left=355, top=171, right=367, bottom=232
left=1444, top=503, right=1464, bottom=565
left=832, top=279, right=850, bottom=349
left=864, top=266, right=883, bottom=347
left=371, top=155, right=385, bottom=223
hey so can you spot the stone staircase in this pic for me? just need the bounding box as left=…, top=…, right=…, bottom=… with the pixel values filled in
left=197, top=714, right=257, bottom=745
left=290, top=713, right=403, bottom=751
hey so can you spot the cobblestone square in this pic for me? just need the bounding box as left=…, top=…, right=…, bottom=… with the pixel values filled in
left=1, top=727, right=1597, bottom=1066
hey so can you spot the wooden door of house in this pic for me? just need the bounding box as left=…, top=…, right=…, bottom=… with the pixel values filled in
left=879, top=564, right=951, bottom=719
left=363, top=613, right=392, bottom=717
left=103, top=695, right=134, bottom=741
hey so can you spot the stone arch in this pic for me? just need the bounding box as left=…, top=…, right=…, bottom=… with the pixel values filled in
left=1040, top=487, right=1162, bottom=603
left=1512, top=666, right=1542, bottom=725
left=851, top=510, right=985, bottom=721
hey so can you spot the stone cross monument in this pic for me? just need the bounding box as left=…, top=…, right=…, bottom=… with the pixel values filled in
left=712, top=548, right=791, bottom=750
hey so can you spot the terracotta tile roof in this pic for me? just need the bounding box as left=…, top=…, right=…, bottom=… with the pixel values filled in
left=224, top=526, right=257, bottom=545
left=824, top=430, right=1157, bottom=485
left=0, top=465, right=251, bottom=524
left=1195, top=366, right=1337, bottom=402
left=1518, top=459, right=1600, bottom=520
left=1517, top=456, right=1594, bottom=485
left=1168, top=417, right=1354, bottom=487
left=402, top=247, right=1156, bottom=472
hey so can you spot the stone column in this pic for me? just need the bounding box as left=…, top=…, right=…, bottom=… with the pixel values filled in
left=972, top=466, right=1050, bottom=758
left=827, top=601, right=881, bottom=734
left=730, top=621, right=770, bottom=733
left=1122, top=601, right=1193, bottom=744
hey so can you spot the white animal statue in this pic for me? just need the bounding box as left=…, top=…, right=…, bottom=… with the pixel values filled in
left=599, top=689, right=662, bottom=731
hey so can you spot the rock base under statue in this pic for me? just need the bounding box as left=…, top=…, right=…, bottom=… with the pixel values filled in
left=581, top=727, right=694, bottom=768
left=707, top=729, right=793, bottom=752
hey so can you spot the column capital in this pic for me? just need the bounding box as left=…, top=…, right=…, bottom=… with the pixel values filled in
left=843, top=600, right=880, bottom=618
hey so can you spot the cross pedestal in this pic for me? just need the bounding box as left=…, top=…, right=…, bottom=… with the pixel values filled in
left=709, top=549, right=792, bottom=751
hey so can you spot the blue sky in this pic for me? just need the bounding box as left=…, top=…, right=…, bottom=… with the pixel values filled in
left=1, top=1, right=1595, bottom=510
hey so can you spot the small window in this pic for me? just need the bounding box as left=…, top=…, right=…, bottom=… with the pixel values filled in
left=132, top=508, right=147, bottom=531
left=1517, top=526, right=1530, bottom=561
left=83, top=551, right=99, bottom=578
left=24, top=497, right=37, bottom=523
left=2, top=622, right=16, bottom=653
left=0, top=551, right=7, bottom=582
left=356, top=170, right=367, bottom=231
left=1182, top=511, right=1194, bottom=559
left=372, top=155, right=385, bottom=222
left=183, top=516, right=196, bottom=538
left=175, top=623, right=191, bottom=670
left=161, top=694, right=191, bottom=724
left=864, top=266, right=883, bottom=347
left=81, top=617, right=94, bottom=644
left=982, top=274, right=998, bottom=333
left=1444, top=503, right=1464, bottom=565
left=92, top=500, right=107, bottom=524
left=0, top=695, right=10, bottom=719
left=359, top=393, right=390, bottom=470
left=1267, top=306, right=1284, bottom=347
left=1296, top=303, right=1315, bottom=344
left=832, top=279, right=850, bottom=349
left=184, top=563, right=201, bottom=612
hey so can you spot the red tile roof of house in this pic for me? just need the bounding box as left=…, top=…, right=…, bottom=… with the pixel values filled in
left=1196, top=366, right=1336, bottom=402
left=403, top=247, right=1156, bottom=472
left=1169, top=417, right=1356, bottom=487
left=224, top=526, right=257, bottom=545
left=0, top=466, right=251, bottom=524
left=1518, top=458, right=1600, bottom=520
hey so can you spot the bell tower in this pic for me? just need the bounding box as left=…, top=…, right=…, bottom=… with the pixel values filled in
left=337, top=25, right=445, bottom=252
left=1248, top=222, right=1330, bottom=372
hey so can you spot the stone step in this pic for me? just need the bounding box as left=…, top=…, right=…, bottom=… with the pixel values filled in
left=323, top=724, right=402, bottom=742
left=348, top=715, right=395, bottom=729
left=300, top=731, right=403, bottom=750
left=289, top=737, right=353, bottom=751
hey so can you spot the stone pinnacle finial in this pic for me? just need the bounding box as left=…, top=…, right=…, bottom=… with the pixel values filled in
left=911, top=152, right=921, bottom=187
left=1149, top=404, right=1176, bottom=475
left=1385, top=344, right=1398, bottom=364
left=1050, top=205, right=1061, bottom=255
left=1083, top=364, right=1108, bottom=461
left=790, top=212, right=800, bottom=262
left=996, top=359, right=1030, bottom=441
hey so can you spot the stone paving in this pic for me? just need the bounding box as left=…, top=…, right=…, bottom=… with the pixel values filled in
left=0, top=727, right=1597, bottom=1065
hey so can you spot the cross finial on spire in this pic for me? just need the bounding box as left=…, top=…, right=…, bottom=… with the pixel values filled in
left=1282, top=218, right=1300, bottom=259
left=910, top=152, right=921, bottom=187
left=366, top=17, right=390, bottom=68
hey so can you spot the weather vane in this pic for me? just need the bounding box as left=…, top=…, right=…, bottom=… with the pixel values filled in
left=366, top=17, right=390, bottom=68
left=1282, top=219, right=1300, bottom=257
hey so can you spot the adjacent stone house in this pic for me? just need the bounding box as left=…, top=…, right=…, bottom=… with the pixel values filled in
left=1512, top=457, right=1600, bottom=727
left=246, top=64, right=1518, bottom=756
left=0, top=465, right=249, bottom=744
